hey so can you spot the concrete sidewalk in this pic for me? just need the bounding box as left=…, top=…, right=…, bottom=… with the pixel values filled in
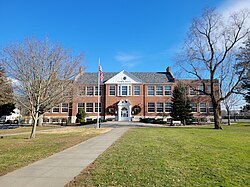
left=0, top=127, right=129, bottom=187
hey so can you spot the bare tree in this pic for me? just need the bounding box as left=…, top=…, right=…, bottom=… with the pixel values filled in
left=177, top=8, right=250, bottom=129
left=222, top=94, right=242, bottom=125
left=1, top=37, right=83, bottom=138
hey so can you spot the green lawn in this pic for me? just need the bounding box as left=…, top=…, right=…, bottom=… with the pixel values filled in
left=0, top=128, right=111, bottom=176
left=68, top=123, right=250, bottom=187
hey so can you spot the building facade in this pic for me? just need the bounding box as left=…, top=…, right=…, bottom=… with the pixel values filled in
left=43, top=67, right=218, bottom=124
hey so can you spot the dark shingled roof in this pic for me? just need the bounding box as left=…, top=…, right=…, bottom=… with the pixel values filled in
left=75, top=71, right=175, bottom=84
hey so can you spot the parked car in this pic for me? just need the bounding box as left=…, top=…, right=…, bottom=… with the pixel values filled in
left=0, top=108, right=22, bottom=124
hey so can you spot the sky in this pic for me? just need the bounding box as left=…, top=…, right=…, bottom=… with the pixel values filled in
left=0, top=0, right=250, bottom=74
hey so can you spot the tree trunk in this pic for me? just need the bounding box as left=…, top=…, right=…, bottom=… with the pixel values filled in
left=214, top=107, right=223, bottom=129
left=30, top=112, right=39, bottom=139
left=38, top=114, right=43, bottom=126
left=227, top=110, right=231, bottom=125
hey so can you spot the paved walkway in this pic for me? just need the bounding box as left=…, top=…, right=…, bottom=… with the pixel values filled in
left=0, top=127, right=129, bottom=187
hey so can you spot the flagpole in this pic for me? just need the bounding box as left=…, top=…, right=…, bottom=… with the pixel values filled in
left=97, top=58, right=100, bottom=128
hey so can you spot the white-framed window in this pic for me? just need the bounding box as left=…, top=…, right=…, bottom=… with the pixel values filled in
left=147, top=86, right=154, bottom=96
left=109, top=85, right=116, bottom=96
left=156, top=102, right=164, bottom=112
left=61, top=103, right=68, bottom=113
left=198, top=85, right=205, bottom=95
left=209, top=102, right=213, bottom=113
left=78, top=103, right=85, bottom=112
left=148, top=102, right=155, bottom=113
left=86, top=86, right=94, bottom=96
left=190, top=87, right=196, bottom=96
left=95, top=103, right=102, bottom=113
left=200, top=102, right=207, bottom=113
left=207, top=85, right=211, bottom=94
left=156, top=86, right=163, bottom=95
left=165, top=102, right=172, bottom=112
left=164, top=86, right=172, bottom=95
left=52, top=105, right=60, bottom=113
left=78, top=87, right=85, bottom=96
left=191, top=103, right=198, bottom=112
left=86, top=103, right=93, bottom=113
left=134, top=86, right=140, bottom=96
left=95, top=86, right=102, bottom=96
left=122, top=86, right=128, bottom=95
left=117, top=85, right=132, bottom=96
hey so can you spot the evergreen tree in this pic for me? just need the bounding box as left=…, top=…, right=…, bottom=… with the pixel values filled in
left=76, top=108, right=86, bottom=124
left=170, top=83, right=193, bottom=125
left=236, top=37, right=250, bottom=111
left=0, top=64, right=14, bottom=117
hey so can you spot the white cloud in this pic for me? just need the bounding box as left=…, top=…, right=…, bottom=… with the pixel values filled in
left=114, top=52, right=142, bottom=69
left=218, top=0, right=250, bottom=17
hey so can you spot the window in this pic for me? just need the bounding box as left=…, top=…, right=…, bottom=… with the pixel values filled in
left=165, top=102, right=172, bottom=112
left=122, top=86, right=128, bottom=95
left=51, top=118, right=59, bottom=123
left=61, top=103, right=68, bottom=113
left=164, top=86, right=172, bottom=95
left=200, top=102, right=207, bottom=113
left=198, top=85, right=205, bottom=95
left=209, top=102, right=213, bottom=113
left=156, top=86, right=163, bottom=95
left=52, top=105, right=60, bottom=113
left=78, top=87, right=85, bottom=96
left=156, top=102, right=164, bottom=112
left=86, top=86, right=94, bottom=96
left=148, top=102, right=155, bottom=112
left=207, top=85, right=211, bottom=94
left=117, top=85, right=132, bottom=96
left=86, top=103, right=93, bottom=113
left=190, top=87, right=196, bottom=96
left=191, top=103, right=197, bottom=112
left=148, top=86, right=154, bottom=96
left=134, top=86, right=140, bottom=96
left=78, top=103, right=85, bottom=112
left=109, top=85, right=116, bottom=96
left=95, top=86, right=102, bottom=96
left=95, top=103, right=102, bottom=113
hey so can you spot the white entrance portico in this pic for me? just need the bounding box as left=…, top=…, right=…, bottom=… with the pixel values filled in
left=117, top=100, right=132, bottom=121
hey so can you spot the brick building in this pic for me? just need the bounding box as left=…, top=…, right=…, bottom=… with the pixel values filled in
left=43, top=67, right=218, bottom=124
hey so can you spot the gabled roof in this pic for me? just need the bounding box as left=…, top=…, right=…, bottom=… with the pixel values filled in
left=105, top=70, right=143, bottom=84
left=74, top=70, right=175, bottom=84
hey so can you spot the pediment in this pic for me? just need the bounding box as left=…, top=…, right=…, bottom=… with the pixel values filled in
left=105, top=70, right=142, bottom=84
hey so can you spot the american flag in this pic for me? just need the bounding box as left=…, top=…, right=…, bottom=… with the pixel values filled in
left=99, top=64, right=104, bottom=82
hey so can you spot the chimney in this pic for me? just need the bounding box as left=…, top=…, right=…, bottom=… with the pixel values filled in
left=79, top=67, right=84, bottom=74
left=166, top=66, right=171, bottom=73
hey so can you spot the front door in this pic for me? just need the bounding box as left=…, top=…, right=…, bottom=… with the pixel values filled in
left=120, top=107, right=129, bottom=121
left=117, top=100, right=132, bottom=121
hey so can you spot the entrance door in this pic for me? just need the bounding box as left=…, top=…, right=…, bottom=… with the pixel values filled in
left=117, top=100, right=132, bottom=121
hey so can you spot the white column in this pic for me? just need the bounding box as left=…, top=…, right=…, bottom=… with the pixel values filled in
left=118, top=105, right=121, bottom=121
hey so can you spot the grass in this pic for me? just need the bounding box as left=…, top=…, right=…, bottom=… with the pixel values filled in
left=68, top=123, right=250, bottom=187
left=0, top=125, right=63, bottom=135
left=0, top=128, right=111, bottom=176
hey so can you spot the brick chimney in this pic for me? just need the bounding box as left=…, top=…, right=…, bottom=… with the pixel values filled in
left=166, top=66, right=171, bottom=73
left=79, top=67, right=84, bottom=74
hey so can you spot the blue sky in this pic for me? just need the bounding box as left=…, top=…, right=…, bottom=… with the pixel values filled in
left=0, top=0, right=249, bottom=73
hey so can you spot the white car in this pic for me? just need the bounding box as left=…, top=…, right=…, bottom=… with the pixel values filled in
left=0, top=109, right=22, bottom=124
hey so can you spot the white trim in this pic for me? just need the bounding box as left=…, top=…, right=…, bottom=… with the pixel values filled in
left=105, top=70, right=143, bottom=84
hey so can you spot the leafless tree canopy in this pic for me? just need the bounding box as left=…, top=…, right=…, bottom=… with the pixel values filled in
left=177, top=8, right=250, bottom=129
left=0, top=37, right=83, bottom=138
